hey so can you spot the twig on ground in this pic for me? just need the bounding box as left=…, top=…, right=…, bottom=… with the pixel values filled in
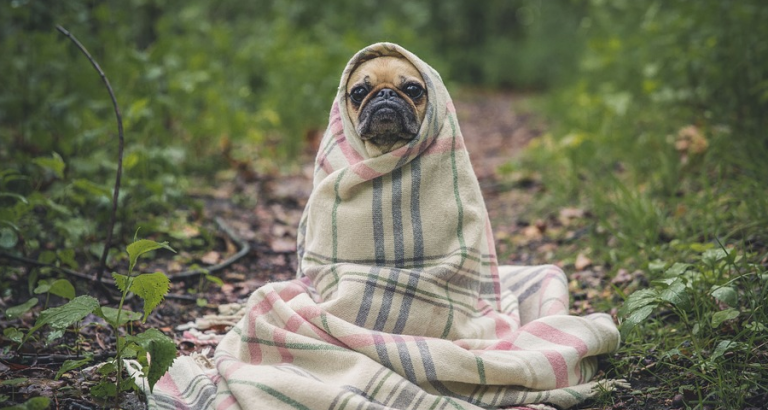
left=1, top=217, right=251, bottom=290
left=0, top=351, right=117, bottom=366
left=0, top=251, right=116, bottom=286
left=169, top=217, right=252, bottom=280
left=55, top=25, right=125, bottom=284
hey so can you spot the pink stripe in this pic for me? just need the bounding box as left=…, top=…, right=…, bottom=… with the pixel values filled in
left=422, top=135, right=465, bottom=156
left=523, top=321, right=591, bottom=387
left=272, top=327, right=293, bottom=363
left=525, top=322, right=589, bottom=355
left=538, top=268, right=568, bottom=317
left=542, top=350, right=569, bottom=388
left=216, top=394, right=238, bottom=410
left=349, top=162, right=384, bottom=180
left=155, top=373, right=185, bottom=409
left=296, top=307, right=348, bottom=348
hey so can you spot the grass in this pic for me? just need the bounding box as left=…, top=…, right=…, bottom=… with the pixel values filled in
left=506, top=89, right=768, bottom=408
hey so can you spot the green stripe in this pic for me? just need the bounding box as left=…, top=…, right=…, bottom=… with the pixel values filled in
left=369, top=369, right=395, bottom=400
left=563, top=387, right=585, bottom=401
left=328, top=271, right=477, bottom=311
left=321, top=312, right=332, bottom=334
left=438, top=115, right=468, bottom=339
left=326, top=168, right=347, bottom=295
left=448, top=114, right=467, bottom=263
left=232, top=327, right=348, bottom=352
left=443, top=397, right=467, bottom=410
left=229, top=380, right=313, bottom=410
left=475, top=357, right=486, bottom=384
left=335, top=392, right=354, bottom=410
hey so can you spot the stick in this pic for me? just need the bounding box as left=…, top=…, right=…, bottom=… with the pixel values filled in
left=169, top=217, right=252, bottom=280
left=0, top=251, right=115, bottom=286
left=0, top=217, right=251, bottom=284
left=55, top=25, right=124, bottom=284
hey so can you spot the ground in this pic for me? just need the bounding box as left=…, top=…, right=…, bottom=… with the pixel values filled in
left=1, top=91, right=680, bottom=409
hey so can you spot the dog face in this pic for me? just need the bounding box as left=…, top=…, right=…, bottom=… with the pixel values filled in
left=345, top=56, right=427, bottom=152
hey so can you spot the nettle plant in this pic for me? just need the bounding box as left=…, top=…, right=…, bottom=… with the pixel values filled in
left=5, top=239, right=177, bottom=403
left=618, top=245, right=768, bottom=403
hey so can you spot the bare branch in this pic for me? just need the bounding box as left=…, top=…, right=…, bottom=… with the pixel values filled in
left=55, top=25, right=124, bottom=283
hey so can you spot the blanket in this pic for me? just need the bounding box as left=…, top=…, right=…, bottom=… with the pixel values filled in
left=147, top=43, right=620, bottom=410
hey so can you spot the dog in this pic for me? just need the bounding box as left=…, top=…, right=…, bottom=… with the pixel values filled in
left=345, top=56, right=427, bottom=152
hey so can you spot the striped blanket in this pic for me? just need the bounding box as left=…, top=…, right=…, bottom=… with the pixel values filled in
left=147, top=43, right=620, bottom=410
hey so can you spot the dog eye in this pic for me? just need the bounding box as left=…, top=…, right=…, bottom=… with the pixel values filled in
left=403, top=83, right=424, bottom=100
left=349, top=86, right=369, bottom=104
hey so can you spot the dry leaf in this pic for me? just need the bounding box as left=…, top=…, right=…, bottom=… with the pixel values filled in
left=271, top=237, right=296, bottom=253
left=575, top=253, right=592, bottom=271
left=201, top=251, right=221, bottom=265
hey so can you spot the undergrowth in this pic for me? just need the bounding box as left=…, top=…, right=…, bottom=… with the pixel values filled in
left=506, top=1, right=768, bottom=408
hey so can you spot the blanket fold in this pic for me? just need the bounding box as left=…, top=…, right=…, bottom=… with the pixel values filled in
left=149, top=43, right=620, bottom=410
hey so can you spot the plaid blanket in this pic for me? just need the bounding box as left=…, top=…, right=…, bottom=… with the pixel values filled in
left=147, top=43, right=620, bottom=410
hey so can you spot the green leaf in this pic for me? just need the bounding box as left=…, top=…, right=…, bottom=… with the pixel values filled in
left=0, top=227, right=18, bottom=248
left=711, top=340, right=737, bottom=361
left=710, top=286, right=738, bottom=307
left=27, top=296, right=99, bottom=337
left=130, top=272, right=171, bottom=322
left=0, top=192, right=29, bottom=204
left=49, top=279, right=76, bottom=300
left=127, top=329, right=177, bottom=392
left=620, top=305, right=655, bottom=338
left=91, top=379, right=117, bottom=398
left=647, top=259, right=666, bottom=272
left=72, top=178, right=112, bottom=200
left=745, top=321, right=767, bottom=333
left=205, top=274, right=224, bottom=286
left=3, top=327, right=24, bottom=344
left=2, top=396, right=50, bottom=410
left=702, top=248, right=728, bottom=264
left=55, top=356, right=93, bottom=380
left=113, top=273, right=130, bottom=294
left=57, top=249, right=79, bottom=269
left=0, top=378, right=27, bottom=386
left=712, top=308, right=739, bottom=328
left=127, top=239, right=176, bottom=273
left=664, top=262, right=692, bottom=277
left=658, top=278, right=690, bottom=309
left=618, top=288, right=658, bottom=316
left=34, top=280, right=52, bottom=294
left=45, top=329, right=64, bottom=346
left=32, top=152, right=65, bottom=179
left=5, top=298, right=38, bottom=319
left=97, top=307, right=143, bottom=327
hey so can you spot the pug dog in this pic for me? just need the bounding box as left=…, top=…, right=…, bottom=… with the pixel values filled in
left=345, top=56, right=427, bottom=152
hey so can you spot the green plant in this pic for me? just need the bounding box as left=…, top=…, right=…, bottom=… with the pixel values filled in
left=617, top=246, right=768, bottom=407
left=17, top=239, right=177, bottom=406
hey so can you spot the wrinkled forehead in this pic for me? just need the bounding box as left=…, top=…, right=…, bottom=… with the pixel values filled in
left=342, top=45, right=427, bottom=86
left=346, top=56, right=424, bottom=88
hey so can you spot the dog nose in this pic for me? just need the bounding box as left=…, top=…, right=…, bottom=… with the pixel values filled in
left=377, top=88, right=398, bottom=100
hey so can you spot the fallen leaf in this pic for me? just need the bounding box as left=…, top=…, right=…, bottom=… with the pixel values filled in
left=612, top=268, right=633, bottom=284
left=201, top=251, right=221, bottom=265
left=271, top=238, right=296, bottom=253
left=523, top=225, right=542, bottom=240
left=575, top=253, right=592, bottom=271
